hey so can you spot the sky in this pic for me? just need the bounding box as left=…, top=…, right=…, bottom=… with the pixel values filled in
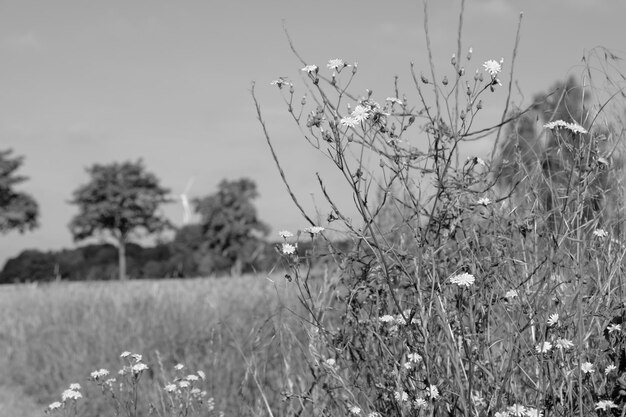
left=0, top=0, right=625, bottom=267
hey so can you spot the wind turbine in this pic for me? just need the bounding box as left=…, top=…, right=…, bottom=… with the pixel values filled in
left=179, top=177, right=195, bottom=226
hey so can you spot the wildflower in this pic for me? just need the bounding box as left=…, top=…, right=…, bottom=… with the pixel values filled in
left=197, top=370, right=206, bottom=380
left=120, top=351, right=131, bottom=358
left=547, top=313, right=559, bottom=326
left=303, top=226, right=325, bottom=235
left=555, top=338, right=574, bottom=350
left=349, top=405, right=362, bottom=414
left=494, top=412, right=508, bottom=417
left=281, top=243, right=296, bottom=255
left=408, top=352, right=422, bottom=363
left=131, top=353, right=142, bottom=362
left=278, top=230, right=293, bottom=239
left=340, top=116, right=359, bottom=127
left=414, top=398, right=427, bottom=408
left=351, top=105, right=371, bottom=123
left=566, top=122, right=587, bottom=134
left=426, top=384, right=440, bottom=400
left=607, top=323, right=622, bottom=333
left=131, top=363, right=149, bottom=374
left=394, top=390, right=409, bottom=402
left=179, top=380, right=191, bottom=388
left=483, top=59, right=502, bottom=76
left=324, top=358, right=336, bottom=368
left=270, top=77, right=291, bottom=88
left=164, top=384, right=177, bottom=392
left=605, top=364, right=617, bottom=374
left=68, top=383, right=81, bottom=391
left=386, top=97, right=403, bottom=105
left=379, top=315, right=395, bottom=323
left=477, top=197, right=491, bottom=206
left=368, top=413, right=382, bottom=417
left=61, top=389, right=82, bottom=401
left=48, top=402, right=62, bottom=411
left=190, top=388, right=201, bottom=395
left=301, top=64, right=318, bottom=74
left=174, top=363, right=184, bottom=371
left=90, top=369, right=110, bottom=380
left=327, top=58, right=345, bottom=70
left=186, top=374, right=199, bottom=381
left=593, top=229, right=608, bottom=238
left=535, top=342, right=552, bottom=354
left=104, top=378, right=116, bottom=386
left=595, top=400, right=618, bottom=411
left=525, top=408, right=543, bottom=417
left=543, top=120, right=588, bottom=134
left=449, top=272, right=476, bottom=287
left=505, top=289, right=518, bottom=299
left=581, top=362, right=595, bottom=374
left=403, top=362, right=413, bottom=370
left=507, top=404, right=527, bottom=416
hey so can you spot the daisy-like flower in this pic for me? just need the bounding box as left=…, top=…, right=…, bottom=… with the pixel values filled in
left=90, top=369, right=110, bottom=380
left=385, top=97, right=403, bottom=105
left=179, top=380, right=191, bottom=388
left=477, top=197, right=491, bottom=206
left=131, top=353, right=142, bottom=362
left=62, top=389, right=82, bottom=401
left=483, top=59, right=502, bottom=76
left=414, top=398, right=428, bottom=409
left=507, top=404, right=527, bottom=417
left=555, top=338, right=574, bottom=350
left=164, top=384, right=177, bottom=393
left=131, top=363, right=149, bottom=374
left=593, top=229, right=608, bottom=238
left=340, top=116, right=359, bottom=127
left=120, top=351, right=131, bottom=358
left=394, top=391, right=409, bottom=402
left=190, top=388, right=202, bottom=395
left=270, top=77, right=291, bottom=88
left=68, top=383, right=81, bottom=391
left=301, top=64, right=318, bottom=74
left=303, top=226, right=325, bottom=235
left=449, top=272, right=476, bottom=287
left=426, top=385, right=440, bottom=400
left=351, top=105, right=371, bottom=123
left=580, top=362, right=595, bottom=374
left=605, top=364, right=617, bottom=375
left=379, top=314, right=395, bottom=323
left=566, top=122, right=587, bottom=134
left=278, top=230, right=293, bottom=239
left=186, top=374, right=199, bottom=381
left=197, top=370, right=206, bottom=380
left=607, top=323, right=622, bottom=333
left=535, top=342, right=553, bottom=354
left=349, top=405, right=362, bottom=415
left=174, top=363, right=184, bottom=371
left=48, top=402, right=62, bottom=411
left=547, top=313, right=559, bottom=326
left=327, top=58, right=345, bottom=70
left=595, top=399, right=618, bottom=411
left=408, top=352, right=422, bottom=363
left=281, top=243, right=296, bottom=255
left=525, top=408, right=543, bottom=417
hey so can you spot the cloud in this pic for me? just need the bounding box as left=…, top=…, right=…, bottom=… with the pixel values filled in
left=1, top=33, right=42, bottom=50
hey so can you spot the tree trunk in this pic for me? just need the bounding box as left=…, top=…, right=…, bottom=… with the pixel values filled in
left=118, top=238, right=127, bottom=280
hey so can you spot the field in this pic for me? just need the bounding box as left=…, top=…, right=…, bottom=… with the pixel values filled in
left=0, top=274, right=310, bottom=416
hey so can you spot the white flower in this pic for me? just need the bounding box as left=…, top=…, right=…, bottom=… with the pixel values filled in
left=186, top=374, right=199, bottom=381
left=368, top=413, right=382, bottom=417
left=270, top=78, right=291, bottom=88
left=414, top=398, right=427, bottom=408
left=197, top=370, right=206, bottom=380
left=605, top=364, right=617, bottom=374
left=104, top=378, right=116, bottom=386
left=164, top=384, right=177, bottom=392
left=131, top=353, right=142, bottom=362
left=120, top=351, right=131, bottom=358
left=174, top=363, right=184, bottom=370
left=408, top=352, right=422, bottom=363
left=379, top=315, right=395, bottom=323
left=543, top=120, right=588, bottom=134
left=303, top=226, right=325, bottom=235
left=327, top=58, right=345, bottom=70
left=131, top=363, right=149, bottom=374
left=483, top=59, right=502, bottom=76
left=593, top=229, right=608, bottom=238
left=301, top=64, right=318, bottom=74
left=426, top=384, right=440, bottom=399
left=385, top=97, right=403, bottom=105
left=48, top=401, right=62, bottom=410
left=190, top=388, right=201, bottom=395
left=340, top=116, right=359, bottom=127
left=607, top=323, right=622, bottom=333
left=595, top=399, right=618, bottom=411
left=68, top=383, right=81, bottom=391
left=580, top=362, right=595, bottom=373
left=535, top=342, right=552, bottom=354
left=505, top=289, right=518, bottom=299
left=555, top=338, right=574, bottom=350
left=547, top=313, right=559, bottom=326
left=449, top=272, right=476, bottom=287
left=566, top=122, right=587, bottom=134
left=394, top=390, right=409, bottom=402
left=494, top=412, right=509, bottom=417
left=179, top=380, right=191, bottom=388
left=477, top=197, right=491, bottom=206
left=525, top=408, right=543, bottom=417
left=507, top=404, right=527, bottom=417
left=281, top=243, right=296, bottom=255
left=61, top=389, right=82, bottom=401
left=90, top=369, right=110, bottom=379
left=278, top=230, right=293, bottom=238
left=351, top=105, right=371, bottom=122
left=349, top=405, right=362, bottom=415
left=324, top=358, right=337, bottom=368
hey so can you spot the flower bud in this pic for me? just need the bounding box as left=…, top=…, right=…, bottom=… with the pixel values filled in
left=442, top=76, right=448, bottom=86
left=460, top=110, right=466, bottom=120
left=451, top=54, right=457, bottom=67
left=459, top=67, right=465, bottom=76
left=466, top=47, right=473, bottom=61
left=476, top=100, right=482, bottom=110
left=420, top=74, right=429, bottom=84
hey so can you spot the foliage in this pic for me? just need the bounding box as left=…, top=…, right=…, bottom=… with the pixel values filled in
left=68, top=160, right=172, bottom=280
left=193, top=178, right=270, bottom=275
left=0, top=149, right=39, bottom=234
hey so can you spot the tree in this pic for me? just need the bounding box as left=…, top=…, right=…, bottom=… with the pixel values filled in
left=68, top=160, right=171, bottom=280
left=0, top=149, right=39, bottom=234
left=194, top=178, right=269, bottom=275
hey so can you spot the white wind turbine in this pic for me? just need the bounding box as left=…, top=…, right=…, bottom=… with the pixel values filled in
left=179, top=177, right=195, bottom=226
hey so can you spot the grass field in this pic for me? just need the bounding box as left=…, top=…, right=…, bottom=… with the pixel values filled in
left=0, top=274, right=311, bottom=416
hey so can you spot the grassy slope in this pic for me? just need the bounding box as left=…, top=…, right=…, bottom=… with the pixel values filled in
left=0, top=275, right=308, bottom=416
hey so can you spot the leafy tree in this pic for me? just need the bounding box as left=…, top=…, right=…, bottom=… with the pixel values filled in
left=68, top=160, right=171, bottom=280
left=194, top=178, right=269, bottom=275
left=0, top=149, right=39, bottom=234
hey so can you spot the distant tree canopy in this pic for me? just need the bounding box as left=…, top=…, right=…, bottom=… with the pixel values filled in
left=194, top=178, right=270, bottom=275
left=68, top=160, right=172, bottom=280
left=0, top=149, right=39, bottom=234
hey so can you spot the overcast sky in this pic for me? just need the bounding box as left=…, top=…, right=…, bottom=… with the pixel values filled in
left=0, top=0, right=624, bottom=267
